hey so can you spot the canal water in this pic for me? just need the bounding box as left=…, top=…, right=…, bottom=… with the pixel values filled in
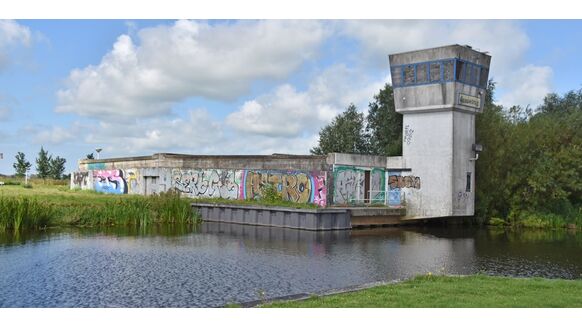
left=1, top=222, right=581, bottom=307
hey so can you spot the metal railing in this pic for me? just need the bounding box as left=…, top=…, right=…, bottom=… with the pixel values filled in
left=348, top=190, right=387, bottom=205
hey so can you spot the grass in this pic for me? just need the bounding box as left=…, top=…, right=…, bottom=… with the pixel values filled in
left=0, top=181, right=199, bottom=232
left=260, top=274, right=582, bottom=308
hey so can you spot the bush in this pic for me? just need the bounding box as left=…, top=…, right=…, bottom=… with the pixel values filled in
left=260, top=183, right=281, bottom=202
left=488, top=217, right=507, bottom=226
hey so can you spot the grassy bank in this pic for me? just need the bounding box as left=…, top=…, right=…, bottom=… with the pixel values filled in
left=0, top=183, right=198, bottom=232
left=261, top=275, right=582, bottom=308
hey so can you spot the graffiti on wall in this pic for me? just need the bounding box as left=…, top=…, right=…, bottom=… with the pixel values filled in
left=73, top=168, right=327, bottom=206
left=72, top=171, right=89, bottom=188
left=172, top=169, right=241, bottom=200
left=126, top=169, right=140, bottom=194
left=388, top=174, right=421, bottom=189
left=93, top=170, right=127, bottom=194
left=87, top=162, right=106, bottom=170
left=241, top=170, right=327, bottom=206
left=370, top=169, right=386, bottom=204
left=404, top=124, right=414, bottom=145
left=387, top=171, right=401, bottom=206
left=333, top=167, right=364, bottom=204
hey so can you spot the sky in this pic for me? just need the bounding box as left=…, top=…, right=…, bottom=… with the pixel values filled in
left=1, top=19, right=582, bottom=175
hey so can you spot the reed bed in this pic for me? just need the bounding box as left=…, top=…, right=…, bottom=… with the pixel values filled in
left=0, top=190, right=198, bottom=232
left=0, top=197, right=54, bottom=232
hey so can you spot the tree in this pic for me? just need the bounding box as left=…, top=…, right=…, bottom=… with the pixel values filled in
left=49, top=156, right=67, bottom=180
left=86, top=153, right=95, bottom=160
left=36, top=146, right=52, bottom=179
left=310, top=104, right=369, bottom=155
left=13, top=152, right=31, bottom=177
left=366, top=84, right=403, bottom=156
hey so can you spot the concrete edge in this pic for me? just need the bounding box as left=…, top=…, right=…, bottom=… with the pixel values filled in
left=201, top=219, right=352, bottom=231
left=235, top=279, right=401, bottom=308
left=191, top=202, right=348, bottom=214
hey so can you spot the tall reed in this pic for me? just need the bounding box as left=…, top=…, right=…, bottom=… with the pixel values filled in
left=0, top=191, right=199, bottom=232
left=0, top=197, right=54, bottom=233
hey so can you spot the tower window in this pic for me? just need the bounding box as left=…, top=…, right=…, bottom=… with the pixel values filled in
left=466, top=172, right=472, bottom=192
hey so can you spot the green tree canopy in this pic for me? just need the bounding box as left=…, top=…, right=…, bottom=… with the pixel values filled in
left=13, top=152, right=32, bottom=177
left=310, top=103, right=369, bottom=155
left=49, top=156, right=67, bottom=180
left=475, top=82, right=582, bottom=222
left=35, top=146, right=52, bottom=179
left=366, top=83, right=402, bottom=156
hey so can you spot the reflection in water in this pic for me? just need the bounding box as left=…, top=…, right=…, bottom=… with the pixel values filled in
left=0, top=223, right=581, bottom=307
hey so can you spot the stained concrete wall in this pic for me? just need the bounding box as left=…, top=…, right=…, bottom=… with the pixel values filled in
left=400, top=111, right=453, bottom=217
left=72, top=165, right=329, bottom=207
left=389, top=44, right=490, bottom=218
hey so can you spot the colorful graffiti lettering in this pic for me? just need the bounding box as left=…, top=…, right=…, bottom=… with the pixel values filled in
left=370, top=169, right=386, bottom=204
left=126, top=169, right=140, bottom=194
left=172, top=169, right=241, bottom=199
left=94, top=170, right=127, bottom=194
left=387, top=171, right=401, bottom=206
left=72, top=171, right=89, bottom=188
left=388, top=175, right=421, bottom=189
left=241, top=170, right=326, bottom=206
left=333, top=167, right=364, bottom=204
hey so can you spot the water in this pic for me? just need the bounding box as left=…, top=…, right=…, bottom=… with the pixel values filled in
left=1, top=223, right=581, bottom=307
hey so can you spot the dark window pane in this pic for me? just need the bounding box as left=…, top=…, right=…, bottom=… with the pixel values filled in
left=479, top=67, right=489, bottom=88
left=472, top=66, right=480, bottom=85
left=443, top=60, right=454, bottom=81
left=456, top=60, right=466, bottom=81
left=391, top=66, right=402, bottom=86
left=466, top=172, right=472, bottom=192
left=404, top=65, right=415, bottom=85
left=430, top=62, right=441, bottom=82
left=416, top=63, right=428, bottom=83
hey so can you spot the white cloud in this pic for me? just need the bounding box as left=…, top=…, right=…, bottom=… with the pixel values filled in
left=498, top=65, right=553, bottom=109
left=56, top=20, right=328, bottom=120
left=0, top=20, right=32, bottom=71
left=339, top=20, right=554, bottom=108
left=340, top=20, right=529, bottom=74
left=0, top=20, right=31, bottom=47
left=31, top=126, right=75, bottom=145
left=226, top=64, right=388, bottom=138
left=82, top=108, right=224, bottom=155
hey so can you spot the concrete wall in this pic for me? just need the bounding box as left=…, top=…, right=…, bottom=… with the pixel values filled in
left=72, top=166, right=328, bottom=207
left=332, top=165, right=386, bottom=205
left=401, top=111, right=453, bottom=218
left=452, top=111, right=476, bottom=215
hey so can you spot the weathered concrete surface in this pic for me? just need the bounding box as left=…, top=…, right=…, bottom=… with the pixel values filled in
left=327, top=152, right=388, bottom=168
left=348, top=207, right=407, bottom=227
left=388, top=44, right=491, bottom=219
left=193, top=203, right=407, bottom=229
left=237, top=280, right=398, bottom=308
left=192, top=203, right=352, bottom=230
left=80, top=153, right=329, bottom=171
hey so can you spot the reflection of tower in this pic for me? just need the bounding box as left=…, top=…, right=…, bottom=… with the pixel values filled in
left=389, top=45, right=491, bottom=218
left=95, top=148, right=102, bottom=160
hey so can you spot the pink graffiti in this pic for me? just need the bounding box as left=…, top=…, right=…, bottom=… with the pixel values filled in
left=93, top=169, right=127, bottom=194
left=313, top=175, right=327, bottom=207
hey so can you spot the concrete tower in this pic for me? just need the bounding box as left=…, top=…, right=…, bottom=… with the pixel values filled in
left=389, top=45, right=491, bottom=218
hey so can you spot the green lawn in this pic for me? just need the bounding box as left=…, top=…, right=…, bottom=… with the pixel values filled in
left=261, top=275, right=582, bottom=308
